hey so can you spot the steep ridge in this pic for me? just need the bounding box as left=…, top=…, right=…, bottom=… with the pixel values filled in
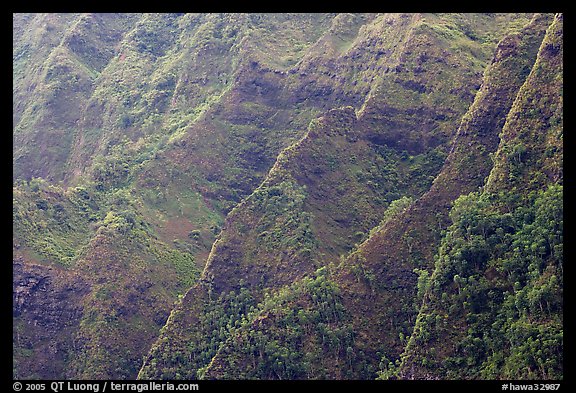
left=138, top=13, right=536, bottom=380
left=13, top=13, right=559, bottom=381
left=333, top=12, right=554, bottom=374
left=197, top=13, right=553, bottom=380
left=62, top=13, right=373, bottom=267
left=13, top=14, right=348, bottom=379
left=398, top=13, right=563, bottom=380
left=127, top=13, right=398, bottom=257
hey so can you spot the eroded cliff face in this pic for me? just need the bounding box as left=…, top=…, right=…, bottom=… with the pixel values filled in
left=13, top=260, right=88, bottom=321
left=13, top=259, right=90, bottom=379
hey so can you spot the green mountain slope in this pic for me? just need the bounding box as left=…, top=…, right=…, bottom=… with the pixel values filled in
left=138, top=13, right=544, bottom=380
left=398, top=13, right=563, bottom=380
left=13, top=181, right=199, bottom=379
left=196, top=13, right=556, bottom=380
left=13, top=13, right=561, bottom=381
left=13, top=13, right=139, bottom=181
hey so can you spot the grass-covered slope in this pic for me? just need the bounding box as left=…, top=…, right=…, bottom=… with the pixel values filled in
left=398, top=13, right=563, bottom=380
left=13, top=13, right=138, bottom=181
left=13, top=179, right=200, bottom=379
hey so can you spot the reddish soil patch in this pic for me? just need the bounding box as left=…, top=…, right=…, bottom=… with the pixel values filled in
left=159, top=216, right=194, bottom=243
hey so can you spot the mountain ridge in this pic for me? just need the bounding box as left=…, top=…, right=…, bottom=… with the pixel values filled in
left=13, top=12, right=561, bottom=380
